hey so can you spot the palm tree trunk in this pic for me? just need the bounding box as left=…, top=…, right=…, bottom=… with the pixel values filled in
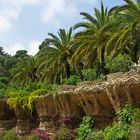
left=100, top=48, right=108, bottom=75
left=65, top=61, right=70, bottom=79
left=131, top=39, right=140, bottom=63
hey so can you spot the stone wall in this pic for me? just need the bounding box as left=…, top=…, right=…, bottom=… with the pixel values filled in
left=1, top=71, right=140, bottom=136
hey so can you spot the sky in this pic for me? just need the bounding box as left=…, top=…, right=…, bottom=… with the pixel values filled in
left=0, top=0, right=126, bottom=55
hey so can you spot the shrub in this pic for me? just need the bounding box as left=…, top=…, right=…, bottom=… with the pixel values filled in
left=24, top=82, right=57, bottom=92
left=105, top=54, right=132, bottom=73
left=7, top=91, right=31, bottom=114
left=75, top=105, right=140, bottom=140
left=0, top=89, right=7, bottom=98
left=118, top=104, right=135, bottom=125
left=76, top=116, right=95, bottom=140
left=0, top=77, right=9, bottom=84
left=1, top=129, right=18, bottom=140
left=104, top=105, right=139, bottom=140
left=82, top=68, right=97, bottom=81
left=63, top=75, right=81, bottom=85
left=87, top=130, right=104, bottom=140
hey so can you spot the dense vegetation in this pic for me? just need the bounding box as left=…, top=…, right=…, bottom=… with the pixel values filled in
left=76, top=105, right=140, bottom=140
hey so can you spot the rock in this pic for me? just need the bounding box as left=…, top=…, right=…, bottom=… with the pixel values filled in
left=0, top=99, right=16, bottom=131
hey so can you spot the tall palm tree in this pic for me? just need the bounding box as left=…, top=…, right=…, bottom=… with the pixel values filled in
left=11, top=56, right=38, bottom=87
left=37, top=27, right=75, bottom=83
left=71, top=2, right=116, bottom=75
left=107, top=0, right=140, bottom=62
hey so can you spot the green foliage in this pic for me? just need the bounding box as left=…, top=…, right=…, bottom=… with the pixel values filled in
left=0, top=77, right=9, bottom=84
left=76, top=116, right=95, bottom=140
left=104, top=105, right=139, bottom=140
left=63, top=75, right=81, bottom=85
left=28, top=89, right=50, bottom=110
left=105, top=54, right=132, bottom=73
left=86, top=130, right=104, bottom=140
left=104, top=123, right=130, bottom=140
left=118, top=104, right=135, bottom=124
left=82, top=69, right=97, bottom=81
left=7, top=91, right=30, bottom=114
left=0, top=89, right=7, bottom=98
left=25, top=82, right=57, bottom=92
left=75, top=105, right=140, bottom=140
left=1, top=129, right=19, bottom=140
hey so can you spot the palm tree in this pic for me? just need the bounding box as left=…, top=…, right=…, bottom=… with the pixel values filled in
left=106, top=0, right=140, bottom=62
left=37, top=27, right=75, bottom=83
left=11, top=56, right=38, bottom=87
left=71, top=2, right=116, bottom=75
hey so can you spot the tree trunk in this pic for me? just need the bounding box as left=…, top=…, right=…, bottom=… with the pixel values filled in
left=100, top=48, right=108, bottom=75
left=65, top=61, right=70, bottom=79
left=131, top=39, right=140, bottom=63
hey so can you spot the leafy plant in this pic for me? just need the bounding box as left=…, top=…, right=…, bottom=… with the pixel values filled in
left=1, top=129, right=19, bottom=140
left=104, top=105, right=139, bottom=140
left=82, top=69, right=97, bottom=81
left=7, top=91, right=31, bottom=114
left=87, top=130, right=104, bottom=140
left=63, top=75, right=81, bottom=85
left=76, top=116, right=95, bottom=140
left=25, top=82, right=57, bottom=92
left=105, top=54, right=132, bottom=73
left=104, top=122, right=130, bottom=140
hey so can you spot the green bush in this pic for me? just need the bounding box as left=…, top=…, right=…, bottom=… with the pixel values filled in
left=104, top=123, right=130, bottom=140
left=86, top=130, right=104, bottom=140
left=76, top=116, right=95, bottom=140
left=75, top=105, right=140, bottom=140
left=105, top=54, right=132, bottom=73
left=0, top=82, right=6, bottom=89
left=0, top=89, right=7, bottom=98
left=118, top=104, right=135, bottom=125
left=7, top=91, right=30, bottom=114
left=63, top=75, right=81, bottom=85
left=0, top=77, right=9, bottom=84
left=82, top=68, right=97, bottom=81
left=24, top=82, right=57, bottom=92
left=104, top=105, right=139, bottom=140
left=1, top=129, right=18, bottom=140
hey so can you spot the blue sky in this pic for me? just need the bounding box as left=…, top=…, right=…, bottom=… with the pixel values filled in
left=0, top=0, right=127, bottom=55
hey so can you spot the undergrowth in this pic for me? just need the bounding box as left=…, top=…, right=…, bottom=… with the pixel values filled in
left=76, top=105, right=140, bottom=140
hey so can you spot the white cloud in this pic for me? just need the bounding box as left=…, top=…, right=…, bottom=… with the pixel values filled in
left=4, top=40, right=41, bottom=56
left=0, top=0, right=40, bottom=33
left=1, top=0, right=99, bottom=55
left=0, top=16, right=11, bottom=33
left=28, top=40, right=41, bottom=55
left=5, top=42, right=25, bottom=55
left=41, top=0, right=78, bottom=27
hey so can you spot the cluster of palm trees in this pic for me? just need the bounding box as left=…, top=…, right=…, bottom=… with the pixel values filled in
left=12, top=0, right=140, bottom=86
